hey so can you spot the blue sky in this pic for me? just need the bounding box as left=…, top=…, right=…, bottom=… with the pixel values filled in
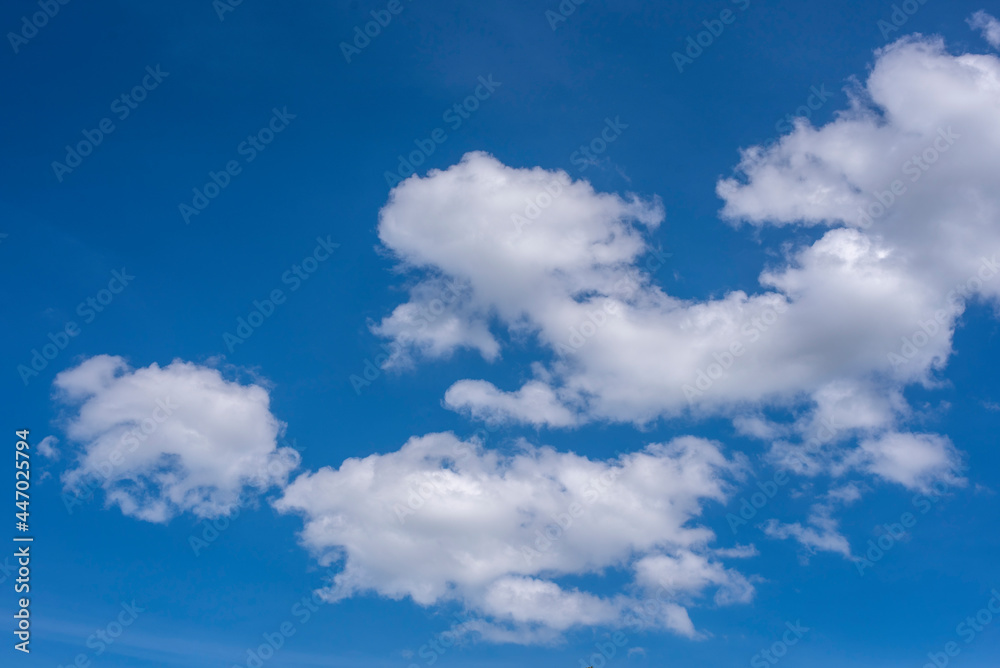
left=4, top=0, right=1000, bottom=666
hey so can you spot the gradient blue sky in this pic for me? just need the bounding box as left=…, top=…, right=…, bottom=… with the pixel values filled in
left=4, top=1, right=1000, bottom=667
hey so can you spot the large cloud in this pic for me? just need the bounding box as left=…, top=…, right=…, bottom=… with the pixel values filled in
left=55, top=355, right=299, bottom=522
left=367, top=36, right=998, bottom=497
left=275, top=432, right=753, bottom=641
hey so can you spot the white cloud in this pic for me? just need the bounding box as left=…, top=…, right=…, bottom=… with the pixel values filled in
left=55, top=355, right=299, bottom=522
left=633, top=551, right=754, bottom=606
left=969, top=11, right=1000, bottom=48
left=826, top=482, right=863, bottom=505
left=371, top=277, right=500, bottom=368
left=444, top=379, right=579, bottom=428
left=718, top=39, right=1000, bottom=300
left=850, top=432, right=964, bottom=492
left=715, top=35, right=1000, bottom=470
left=762, top=505, right=853, bottom=559
left=478, top=576, right=622, bottom=631
left=275, top=432, right=752, bottom=641
left=50, top=32, right=999, bottom=646
left=369, top=37, right=1000, bottom=494
left=37, top=435, right=59, bottom=460
left=763, top=479, right=874, bottom=559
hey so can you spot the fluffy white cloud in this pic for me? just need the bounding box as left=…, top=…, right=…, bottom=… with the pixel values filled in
left=850, top=432, right=963, bottom=492
left=275, top=432, right=752, bottom=640
left=372, top=278, right=500, bottom=368
left=370, top=37, right=996, bottom=496
left=51, top=32, right=997, bottom=645
left=55, top=355, right=299, bottom=522
left=444, top=379, right=579, bottom=428
left=718, top=39, right=1000, bottom=274
left=633, top=551, right=754, bottom=606
left=969, top=10, right=1000, bottom=48
left=715, top=35, right=999, bottom=475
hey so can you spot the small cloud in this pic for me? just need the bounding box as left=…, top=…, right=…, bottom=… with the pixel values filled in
left=762, top=504, right=853, bottom=560
left=850, top=432, right=964, bottom=493
left=627, top=646, right=647, bottom=658
left=733, top=415, right=786, bottom=440
left=713, top=544, right=759, bottom=559
left=37, top=436, right=59, bottom=460
left=969, top=11, right=1000, bottom=48
left=826, top=482, right=863, bottom=505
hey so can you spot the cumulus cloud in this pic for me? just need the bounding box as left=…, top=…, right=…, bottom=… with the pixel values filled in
left=969, top=11, right=1000, bottom=48
left=849, top=432, right=964, bottom=492
left=51, top=32, right=999, bottom=646
left=372, top=278, right=500, bottom=368
left=715, top=35, right=1000, bottom=464
left=369, top=37, right=999, bottom=493
left=55, top=355, right=299, bottom=522
left=275, top=432, right=752, bottom=640
left=444, top=379, right=580, bottom=428
left=633, top=551, right=755, bottom=606
left=717, top=38, right=1000, bottom=299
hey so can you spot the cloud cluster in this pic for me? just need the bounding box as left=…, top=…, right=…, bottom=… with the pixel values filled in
left=55, top=355, right=298, bottom=522
left=47, top=24, right=1000, bottom=646
left=369, top=37, right=997, bottom=499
